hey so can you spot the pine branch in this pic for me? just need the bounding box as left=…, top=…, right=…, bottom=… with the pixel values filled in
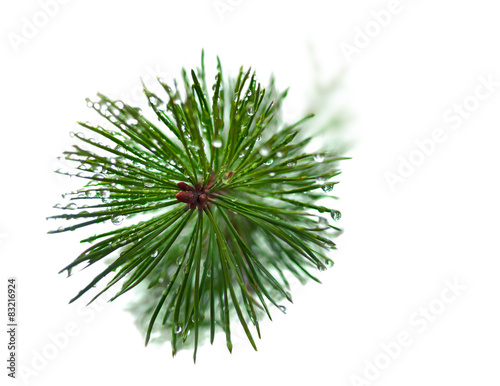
left=49, top=52, right=347, bottom=362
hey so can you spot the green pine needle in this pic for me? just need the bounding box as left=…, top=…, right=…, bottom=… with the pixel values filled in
left=49, top=52, right=347, bottom=362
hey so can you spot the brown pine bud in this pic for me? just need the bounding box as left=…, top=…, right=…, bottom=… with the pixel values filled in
left=177, top=182, right=194, bottom=191
left=176, top=191, right=198, bottom=204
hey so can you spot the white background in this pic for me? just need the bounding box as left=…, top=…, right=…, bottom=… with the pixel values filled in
left=1, top=1, right=499, bottom=385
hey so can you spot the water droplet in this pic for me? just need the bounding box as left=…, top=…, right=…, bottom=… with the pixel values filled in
left=247, top=108, right=254, bottom=116
left=116, top=101, right=124, bottom=109
left=256, top=135, right=262, bottom=142
left=126, top=118, right=138, bottom=125
left=264, top=159, right=274, bottom=166
left=86, top=190, right=96, bottom=198
left=276, top=151, right=285, bottom=158
left=144, top=182, right=155, bottom=188
left=314, top=153, right=325, bottom=162
left=175, top=325, right=182, bottom=334
left=93, top=102, right=101, bottom=110
left=93, top=173, right=104, bottom=180
left=259, top=146, right=270, bottom=157
left=101, top=190, right=110, bottom=199
left=269, top=172, right=275, bottom=177
left=278, top=305, right=287, bottom=314
left=176, top=256, right=183, bottom=265
left=287, top=160, right=297, bottom=167
left=64, top=203, right=77, bottom=210
left=86, top=101, right=93, bottom=108
left=330, top=210, right=341, bottom=221
left=111, top=215, right=124, bottom=225
left=222, top=171, right=234, bottom=182
left=212, top=137, right=223, bottom=148
left=321, top=184, right=334, bottom=193
left=318, top=217, right=328, bottom=227
left=323, top=239, right=336, bottom=249
left=152, top=250, right=159, bottom=258
left=53, top=203, right=62, bottom=209
left=149, top=96, right=158, bottom=105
